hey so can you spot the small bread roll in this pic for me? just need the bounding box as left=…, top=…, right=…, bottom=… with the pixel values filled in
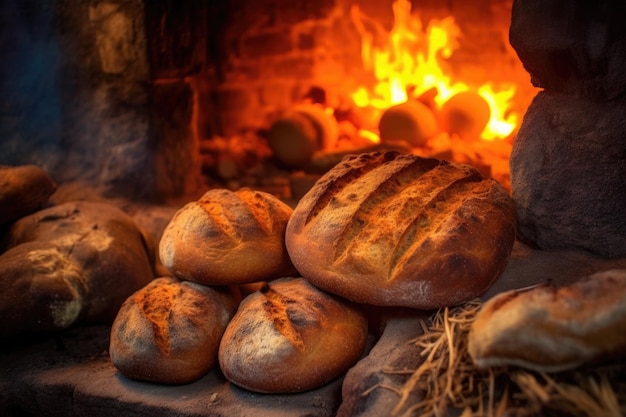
left=109, top=276, right=237, bottom=384
left=159, top=188, right=297, bottom=285
left=468, top=269, right=626, bottom=372
left=268, top=111, right=319, bottom=167
left=286, top=151, right=517, bottom=309
left=268, top=104, right=338, bottom=167
left=378, top=101, right=439, bottom=147
left=218, top=277, right=368, bottom=393
left=439, top=91, right=491, bottom=140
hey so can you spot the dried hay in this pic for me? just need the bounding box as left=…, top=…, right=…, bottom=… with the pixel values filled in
left=363, top=299, right=626, bottom=417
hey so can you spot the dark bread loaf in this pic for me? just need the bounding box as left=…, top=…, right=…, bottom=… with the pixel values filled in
left=110, top=276, right=238, bottom=384
left=286, top=151, right=517, bottom=309
left=0, top=164, right=56, bottom=226
left=468, top=269, right=626, bottom=372
left=218, top=277, right=368, bottom=393
left=159, top=188, right=297, bottom=285
left=0, top=201, right=154, bottom=340
left=0, top=241, right=86, bottom=339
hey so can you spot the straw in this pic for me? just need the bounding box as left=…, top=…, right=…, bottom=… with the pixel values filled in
left=360, top=299, right=626, bottom=417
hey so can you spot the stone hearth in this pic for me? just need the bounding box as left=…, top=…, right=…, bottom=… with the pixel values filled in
left=2, top=236, right=625, bottom=417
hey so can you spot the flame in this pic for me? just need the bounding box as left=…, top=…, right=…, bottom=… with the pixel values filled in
left=358, top=128, right=381, bottom=144
left=477, top=84, right=518, bottom=140
left=350, top=0, right=519, bottom=141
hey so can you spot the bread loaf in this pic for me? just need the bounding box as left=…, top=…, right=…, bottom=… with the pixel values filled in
left=378, top=101, right=439, bottom=147
left=0, top=164, right=56, bottom=226
left=0, top=201, right=154, bottom=340
left=268, top=104, right=339, bottom=167
left=468, top=269, right=626, bottom=372
left=159, top=188, right=297, bottom=285
left=0, top=242, right=85, bottom=340
left=218, top=277, right=368, bottom=393
left=109, top=276, right=238, bottom=384
left=286, top=151, right=517, bottom=309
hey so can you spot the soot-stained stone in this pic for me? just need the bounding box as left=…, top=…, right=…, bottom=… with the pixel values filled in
left=510, top=91, right=626, bottom=258
left=510, top=0, right=626, bottom=99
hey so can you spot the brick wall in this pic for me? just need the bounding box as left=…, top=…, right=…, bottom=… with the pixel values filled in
left=0, top=0, right=532, bottom=202
left=200, top=0, right=532, bottom=137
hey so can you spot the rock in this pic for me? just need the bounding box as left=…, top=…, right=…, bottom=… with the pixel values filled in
left=510, top=0, right=626, bottom=99
left=337, top=313, right=426, bottom=417
left=510, top=91, right=626, bottom=258
left=0, top=325, right=343, bottom=417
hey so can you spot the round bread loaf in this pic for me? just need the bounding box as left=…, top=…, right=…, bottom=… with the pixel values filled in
left=159, top=188, right=297, bottom=285
left=286, top=151, right=517, bottom=310
left=109, top=276, right=238, bottom=384
left=218, top=277, right=368, bottom=393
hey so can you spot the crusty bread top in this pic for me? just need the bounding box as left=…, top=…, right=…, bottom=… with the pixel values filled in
left=159, top=188, right=297, bottom=284
left=187, top=187, right=291, bottom=247
left=286, top=151, right=517, bottom=309
left=218, top=277, right=368, bottom=393
left=0, top=164, right=57, bottom=225
left=116, top=277, right=236, bottom=358
left=468, top=269, right=626, bottom=372
left=109, top=276, right=238, bottom=384
left=133, top=279, right=179, bottom=356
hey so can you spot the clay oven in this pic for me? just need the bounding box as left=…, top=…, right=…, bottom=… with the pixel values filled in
left=1, top=0, right=625, bottom=415
left=1, top=0, right=534, bottom=196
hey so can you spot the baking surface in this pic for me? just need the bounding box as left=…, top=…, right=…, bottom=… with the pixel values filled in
left=1, top=241, right=625, bottom=417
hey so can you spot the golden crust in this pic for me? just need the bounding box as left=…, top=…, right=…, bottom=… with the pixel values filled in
left=286, top=151, right=517, bottom=309
left=159, top=188, right=297, bottom=285
left=109, top=276, right=237, bottom=384
left=468, top=269, right=626, bottom=372
left=218, top=277, right=368, bottom=393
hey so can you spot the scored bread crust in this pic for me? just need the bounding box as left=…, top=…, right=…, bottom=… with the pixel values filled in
left=286, top=151, right=517, bottom=309
left=468, top=269, right=626, bottom=372
left=159, top=188, right=297, bottom=285
left=109, top=276, right=237, bottom=384
left=218, top=277, right=368, bottom=393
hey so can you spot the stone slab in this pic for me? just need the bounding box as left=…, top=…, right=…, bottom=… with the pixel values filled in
left=1, top=241, right=625, bottom=417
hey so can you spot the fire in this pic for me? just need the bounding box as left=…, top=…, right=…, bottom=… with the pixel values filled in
left=477, top=84, right=518, bottom=140
left=350, top=0, right=519, bottom=142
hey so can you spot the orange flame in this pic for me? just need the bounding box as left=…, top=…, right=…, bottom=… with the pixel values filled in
left=477, top=84, right=518, bottom=140
left=350, top=0, right=519, bottom=141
